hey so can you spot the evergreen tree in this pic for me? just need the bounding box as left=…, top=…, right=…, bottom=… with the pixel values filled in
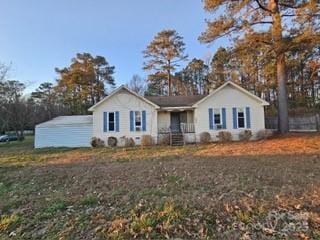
left=199, top=0, right=320, bottom=133
left=143, top=29, right=188, bottom=96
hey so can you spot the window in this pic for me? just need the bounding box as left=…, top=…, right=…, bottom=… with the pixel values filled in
left=214, top=108, right=221, bottom=125
left=237, top=108, right=245, bottom=128
left=108, top=112, right=115, bottom=131
left=135, top=111, right=141, bottom=131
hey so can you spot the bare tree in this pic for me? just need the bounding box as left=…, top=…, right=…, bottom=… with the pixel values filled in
left=127, top=74, right=146, bottom=95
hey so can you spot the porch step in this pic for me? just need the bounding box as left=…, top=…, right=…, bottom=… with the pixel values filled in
left=171, top=133, right=184, bottom=146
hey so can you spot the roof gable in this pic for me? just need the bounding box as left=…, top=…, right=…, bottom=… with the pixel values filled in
left=88, top=85, right=159, bottom=111
left=192, top=81, right=269, bottom=107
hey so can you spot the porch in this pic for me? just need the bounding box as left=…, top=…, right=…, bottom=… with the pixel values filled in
left=157, top=110, right=195, bottom=134
left=157, top=110, right=196, bottom=146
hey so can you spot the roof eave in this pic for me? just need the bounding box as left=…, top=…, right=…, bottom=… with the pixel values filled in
left=158, top=106, right=195, bottom=111
left=192, top=81, right=270, bottom=107
left=88, top=85, right=160, bottom=111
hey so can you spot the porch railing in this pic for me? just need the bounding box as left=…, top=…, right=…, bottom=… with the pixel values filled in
left=158, top=123, right=195, bottom=133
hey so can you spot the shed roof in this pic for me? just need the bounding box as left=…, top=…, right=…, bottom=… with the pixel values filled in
left=36, top=115, right=93, bottom=128
left=145, top=95, right=206, bottom=108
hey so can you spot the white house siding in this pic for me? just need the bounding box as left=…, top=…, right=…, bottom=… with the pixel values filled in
left=35, top=124, right=92, bottom=148
left=186, top=111, right=194, bottom=123
left=92, top=90, right=158, bottom=146
left=194, top=84, right=265, bottom=142
left=158, top=111, right=170, bottom=130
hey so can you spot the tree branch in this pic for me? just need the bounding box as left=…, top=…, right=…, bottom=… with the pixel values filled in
left=279, top=2, right=309, bottom=9
left=282, top=13, right=320, bottom=17
left=250, top=21, right=273, bottom=26
left=255, top=0, right=272, bottom=13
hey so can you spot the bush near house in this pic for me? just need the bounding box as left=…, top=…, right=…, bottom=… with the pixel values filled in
left=200, top=132, right=211, bottom=144
left=159, top=134, right=170, bottom=145
left=256, top=129, right=274, bottom=140
left=238, top=130, right=253, bottom=141
left=141, top=135, right=153, bottom=146
left=90, top=137, right=105, bottom=148
left=108, top=136, right=118, bottom=147
left=216, top=131, right=232, bottom=142
left=124, top=137, right=135, bottom=147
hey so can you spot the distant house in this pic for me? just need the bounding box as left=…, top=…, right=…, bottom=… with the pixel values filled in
left=35, top=81, right=269, bottom=148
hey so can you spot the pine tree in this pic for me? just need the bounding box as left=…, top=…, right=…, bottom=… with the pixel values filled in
left=143, top=29, right=188, bottom=96
left=199, top=0, right=320, bottom=133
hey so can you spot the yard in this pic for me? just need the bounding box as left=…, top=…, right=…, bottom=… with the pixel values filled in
left=0, top=134, right=320, bottom=239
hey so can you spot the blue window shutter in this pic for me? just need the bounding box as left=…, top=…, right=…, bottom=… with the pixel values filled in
left=222, top=108, right=227, bottom=129
left=116, top=111, right=120, bottom=132
left=232, top=107, right=237, bottom=129
left=142, top=110, right=146, bottom=131
left=208, top=108, right=213, bottom=130
left=130, top=111, right=134, bottom=131
left=103, top=112, right=108, bottom=132
left=246, top=107, right=251, bottom=128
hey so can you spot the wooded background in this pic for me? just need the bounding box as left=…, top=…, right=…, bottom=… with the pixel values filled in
left=0, top=1, right=319, bottom=137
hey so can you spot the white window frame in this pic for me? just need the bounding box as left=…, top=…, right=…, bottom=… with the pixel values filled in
left=134, top=111, right=142, bottom=132
left=213, top=108, right=222, bottom=126
left=237, top=107, right=246, bottom=129
left=108, top=112, right=115, bottom=132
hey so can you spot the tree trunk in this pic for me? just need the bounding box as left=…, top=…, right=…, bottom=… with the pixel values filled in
left=168, top=60, right=172, bottom=96
left=277, top=53, right=289, bottom=133
left=270, top=0, right=289, bottom=133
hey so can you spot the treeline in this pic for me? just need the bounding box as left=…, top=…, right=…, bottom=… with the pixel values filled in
left=0, top=53, right=115, bottom=136
left=1, top=1, right=319, bottom=135
left=142, top=31, right=320, bottom=116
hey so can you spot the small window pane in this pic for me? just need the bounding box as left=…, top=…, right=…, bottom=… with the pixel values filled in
left=214, top=108, right=221, bottom=125
left=109, top=112, right=115, bottom=131
left=135, top=111, right=141, bottom=131
left=237, top=108, right=245, bottom=128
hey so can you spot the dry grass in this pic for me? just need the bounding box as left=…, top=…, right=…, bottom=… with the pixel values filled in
left=0, top=133, right=320, bottom=239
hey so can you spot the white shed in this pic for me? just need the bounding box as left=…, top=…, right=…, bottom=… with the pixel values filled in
left=35, top=115, right=93, bottom=148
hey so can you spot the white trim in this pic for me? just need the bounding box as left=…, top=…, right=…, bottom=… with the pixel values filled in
left=159, top=106, right=195, bottom=111
left=192, top=81, right=269, bottom=107
left=88, top=85, right=160, bottom=111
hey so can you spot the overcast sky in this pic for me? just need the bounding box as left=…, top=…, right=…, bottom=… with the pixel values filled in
left=0, top=0, right=228, bottom=93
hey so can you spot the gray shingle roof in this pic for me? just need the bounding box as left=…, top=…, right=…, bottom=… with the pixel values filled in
left=36, top=115, right=93, bottom=127
left=145, top=95, right=207, bottom=108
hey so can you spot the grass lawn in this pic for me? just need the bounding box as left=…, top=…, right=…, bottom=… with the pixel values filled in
left=0, top=134, right=320, bottom=239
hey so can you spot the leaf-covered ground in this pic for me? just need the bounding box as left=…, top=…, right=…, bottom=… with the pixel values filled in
left=0, top=134, right=320, bottom=239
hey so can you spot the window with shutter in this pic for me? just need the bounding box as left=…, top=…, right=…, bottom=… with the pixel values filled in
left=108, top=112, right=115, bottom=131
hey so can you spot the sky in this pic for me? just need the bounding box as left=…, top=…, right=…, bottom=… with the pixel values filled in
left=0, top=0, right=228, bottom=93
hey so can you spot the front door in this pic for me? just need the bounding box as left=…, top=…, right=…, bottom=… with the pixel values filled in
left=170, top=112, right=181, bottom=132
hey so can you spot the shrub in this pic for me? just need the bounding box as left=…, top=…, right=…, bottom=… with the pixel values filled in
left=238, top=130, right=252, bottom=141
left=108, top=136, right=118, bottom=147
left=90, top=137, right=105, bottom=148
left=256, top=129, right=274, bottom=140
left=200, top=132, right=211, bottom=144
left=124, top=137, right=135, bottom=147
left=159, top=134, right=170, bottom=145
left=141, top=135, right=153, bottom=146
left=216, top=131, right=232, bottom=142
